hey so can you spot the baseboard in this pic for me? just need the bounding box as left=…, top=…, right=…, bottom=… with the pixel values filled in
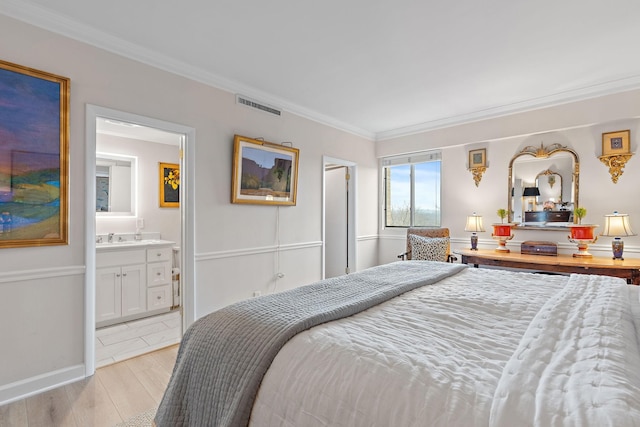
left=0, top=363, right=85, bottom=406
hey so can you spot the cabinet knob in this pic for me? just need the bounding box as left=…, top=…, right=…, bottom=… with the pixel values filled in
left=156, top=253, right=161, bottom=257
left=116, top=273, right=121, bottom=277
left=122, top=273, right=127, bottom=277
left=157, top=272, right=161, bottom=276
left=157, top=296, right=162, bottom=300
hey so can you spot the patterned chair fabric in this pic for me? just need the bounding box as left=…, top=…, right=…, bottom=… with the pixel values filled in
left=398, top=227, right=456, bottom=262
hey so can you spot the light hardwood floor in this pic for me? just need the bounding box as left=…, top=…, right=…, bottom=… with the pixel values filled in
left=0, top=344, right=178, bottom=427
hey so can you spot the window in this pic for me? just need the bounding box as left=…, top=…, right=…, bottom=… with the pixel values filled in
left=382, top=151, right=441, bottom=227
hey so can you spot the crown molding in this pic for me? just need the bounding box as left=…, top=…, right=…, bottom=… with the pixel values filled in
left=3, top=1, right=640, bottom=143
left=0, top=1, right=375, bottom=141
left=375, top=74, right=640, bottom=141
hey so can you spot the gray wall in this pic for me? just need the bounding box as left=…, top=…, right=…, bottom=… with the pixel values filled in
left=0, top=14, right=378, bottom=402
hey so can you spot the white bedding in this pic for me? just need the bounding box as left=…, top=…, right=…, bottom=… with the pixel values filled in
left=249, top=268, right=640, bottom=427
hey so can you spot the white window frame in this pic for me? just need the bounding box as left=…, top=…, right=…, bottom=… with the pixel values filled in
left=380, top=151, right=442, bottom=228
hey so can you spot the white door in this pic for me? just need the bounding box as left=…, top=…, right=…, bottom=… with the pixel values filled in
left=325, top=166, right=349, bottom=278
left=96, top=267, right=122, bottom=323
left=121, top=264, right=147, bottom=317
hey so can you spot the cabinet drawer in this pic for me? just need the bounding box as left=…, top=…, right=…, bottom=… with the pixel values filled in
left=147, top=246, right=172, bottom=262
left=147, top=261, right=172, bottom=287
left=97, top=249, right=146, bottom=268
left=546, top=211, right=571, bottom=222
left=524, top=211, right=546, bottom=222
left=147, top=285, right=172, bottom=310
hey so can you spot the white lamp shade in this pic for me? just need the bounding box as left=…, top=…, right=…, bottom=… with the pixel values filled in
left=464, top=215, right=485, bottom=232
left=601, top=213, right=636, bottom=237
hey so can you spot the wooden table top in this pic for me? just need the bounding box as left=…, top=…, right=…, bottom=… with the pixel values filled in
left=456, top=249, right=640, bottom=270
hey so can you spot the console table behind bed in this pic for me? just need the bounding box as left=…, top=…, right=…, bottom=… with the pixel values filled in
left=457, top=249, right=640, bottom=285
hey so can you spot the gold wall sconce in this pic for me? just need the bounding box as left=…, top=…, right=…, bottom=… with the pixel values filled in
left=468, top=148, right=487, bottom=187
left=599, top=130, right=633, bottom=184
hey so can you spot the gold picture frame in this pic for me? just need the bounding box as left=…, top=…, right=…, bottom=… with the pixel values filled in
left=468, top=148, right=487, bottom=187
left=0, top=60, right=69, bottom=248
left=469, top=148, right=487, bottom=168
left=602, top=130, right=630, bottom=155
left=231, top=135, right=299, bottom=206
left=159, top=162, right=180, bottom=208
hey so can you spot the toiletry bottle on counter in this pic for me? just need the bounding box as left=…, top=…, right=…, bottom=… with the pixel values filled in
left=1, top=212, right=11, bottom=233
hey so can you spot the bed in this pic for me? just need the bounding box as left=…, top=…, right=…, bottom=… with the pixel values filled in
left=155, top=261, right=640, bottom=426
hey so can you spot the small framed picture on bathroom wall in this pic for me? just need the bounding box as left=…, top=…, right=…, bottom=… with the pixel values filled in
left=159, top=162, right=180, bottom=208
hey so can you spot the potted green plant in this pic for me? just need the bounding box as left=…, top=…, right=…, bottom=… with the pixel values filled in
left=574, top=207, right=587, bottom=224
left=496, top=208, right=508, bottom=224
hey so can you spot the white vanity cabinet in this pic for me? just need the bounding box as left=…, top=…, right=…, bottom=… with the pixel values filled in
left=96, top=249, right=147, bottom=325
left=96, top=264, right=146, bottom=323
left=96, top=241, right=175, bottom=327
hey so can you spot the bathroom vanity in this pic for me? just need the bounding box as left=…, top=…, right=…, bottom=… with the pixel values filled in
left=96, top=239, right=175, bottom=327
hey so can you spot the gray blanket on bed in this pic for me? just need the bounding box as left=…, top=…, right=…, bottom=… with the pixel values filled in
left=154, top=261, right=466, bottom=427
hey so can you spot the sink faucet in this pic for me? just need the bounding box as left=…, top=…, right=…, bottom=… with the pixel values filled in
left=108, top=233, right=114, bottom=243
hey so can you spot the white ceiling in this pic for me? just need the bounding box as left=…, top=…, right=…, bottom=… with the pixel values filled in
left=96, top=117, right=183, bottom=146
left=4, top=0, right=640, bottom=140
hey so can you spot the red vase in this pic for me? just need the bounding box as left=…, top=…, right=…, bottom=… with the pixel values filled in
left=493, top=224, right=512, bottom=237
left=568, top=224, right=598, bottom=258
left=492, top=223, right=515, bottom=252
left=569, top=225, right=596, bottom=240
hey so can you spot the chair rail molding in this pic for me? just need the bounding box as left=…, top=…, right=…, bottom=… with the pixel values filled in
left=197, top=241, right=323, bottom=261
left=0, top=265, right=85, bottom=284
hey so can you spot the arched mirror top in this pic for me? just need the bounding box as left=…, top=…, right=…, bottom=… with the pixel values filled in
left=508, top=143, right=579, bottom=229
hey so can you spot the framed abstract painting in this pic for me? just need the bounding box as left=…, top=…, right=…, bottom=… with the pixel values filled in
left=0, top=60, right=69, bottom=248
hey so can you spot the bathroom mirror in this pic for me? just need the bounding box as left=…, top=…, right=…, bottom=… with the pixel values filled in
left=96, top=153, right=137, bottom=216
left=508, top=143, right=579, bottom=229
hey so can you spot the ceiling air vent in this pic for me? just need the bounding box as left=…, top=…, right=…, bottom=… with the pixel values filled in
left=236, top=95, right=281, bottom=117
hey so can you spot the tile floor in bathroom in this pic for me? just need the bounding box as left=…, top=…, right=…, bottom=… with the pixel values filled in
left=95, top=309, right=182, bottom=368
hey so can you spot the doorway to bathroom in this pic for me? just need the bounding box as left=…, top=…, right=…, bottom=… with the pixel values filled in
left=85, top=105, right=195, bottom=375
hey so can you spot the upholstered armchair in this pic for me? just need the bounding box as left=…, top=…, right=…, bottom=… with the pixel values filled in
left=398, top=227, right=457, bottom=263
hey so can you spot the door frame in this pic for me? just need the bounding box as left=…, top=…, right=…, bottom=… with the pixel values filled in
left=322, top=156, right=357, bottom=279
left=84, top=105, right=196, bottom=376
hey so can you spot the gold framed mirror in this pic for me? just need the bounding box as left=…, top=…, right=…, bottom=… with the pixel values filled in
left=508, top=143, right=579, bottom=229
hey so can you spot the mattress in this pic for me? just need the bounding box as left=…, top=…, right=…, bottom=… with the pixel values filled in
left=156, top=262, right=640, bottom=427
left=250, top=268, right=640, bottom=426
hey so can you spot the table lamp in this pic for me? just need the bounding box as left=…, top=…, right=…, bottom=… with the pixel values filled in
left=464, top=212, right=485, bottom=250
left=601, top=211, right=636, bottom=260
left=522, top=187, right=540, bottom=211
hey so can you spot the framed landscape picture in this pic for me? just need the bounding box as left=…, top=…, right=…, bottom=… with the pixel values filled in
left=0, top=60, right=69, bottom=248
left=231, top=135, right=299, bottom=206
left=159, top=162, right=180, bottom=208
